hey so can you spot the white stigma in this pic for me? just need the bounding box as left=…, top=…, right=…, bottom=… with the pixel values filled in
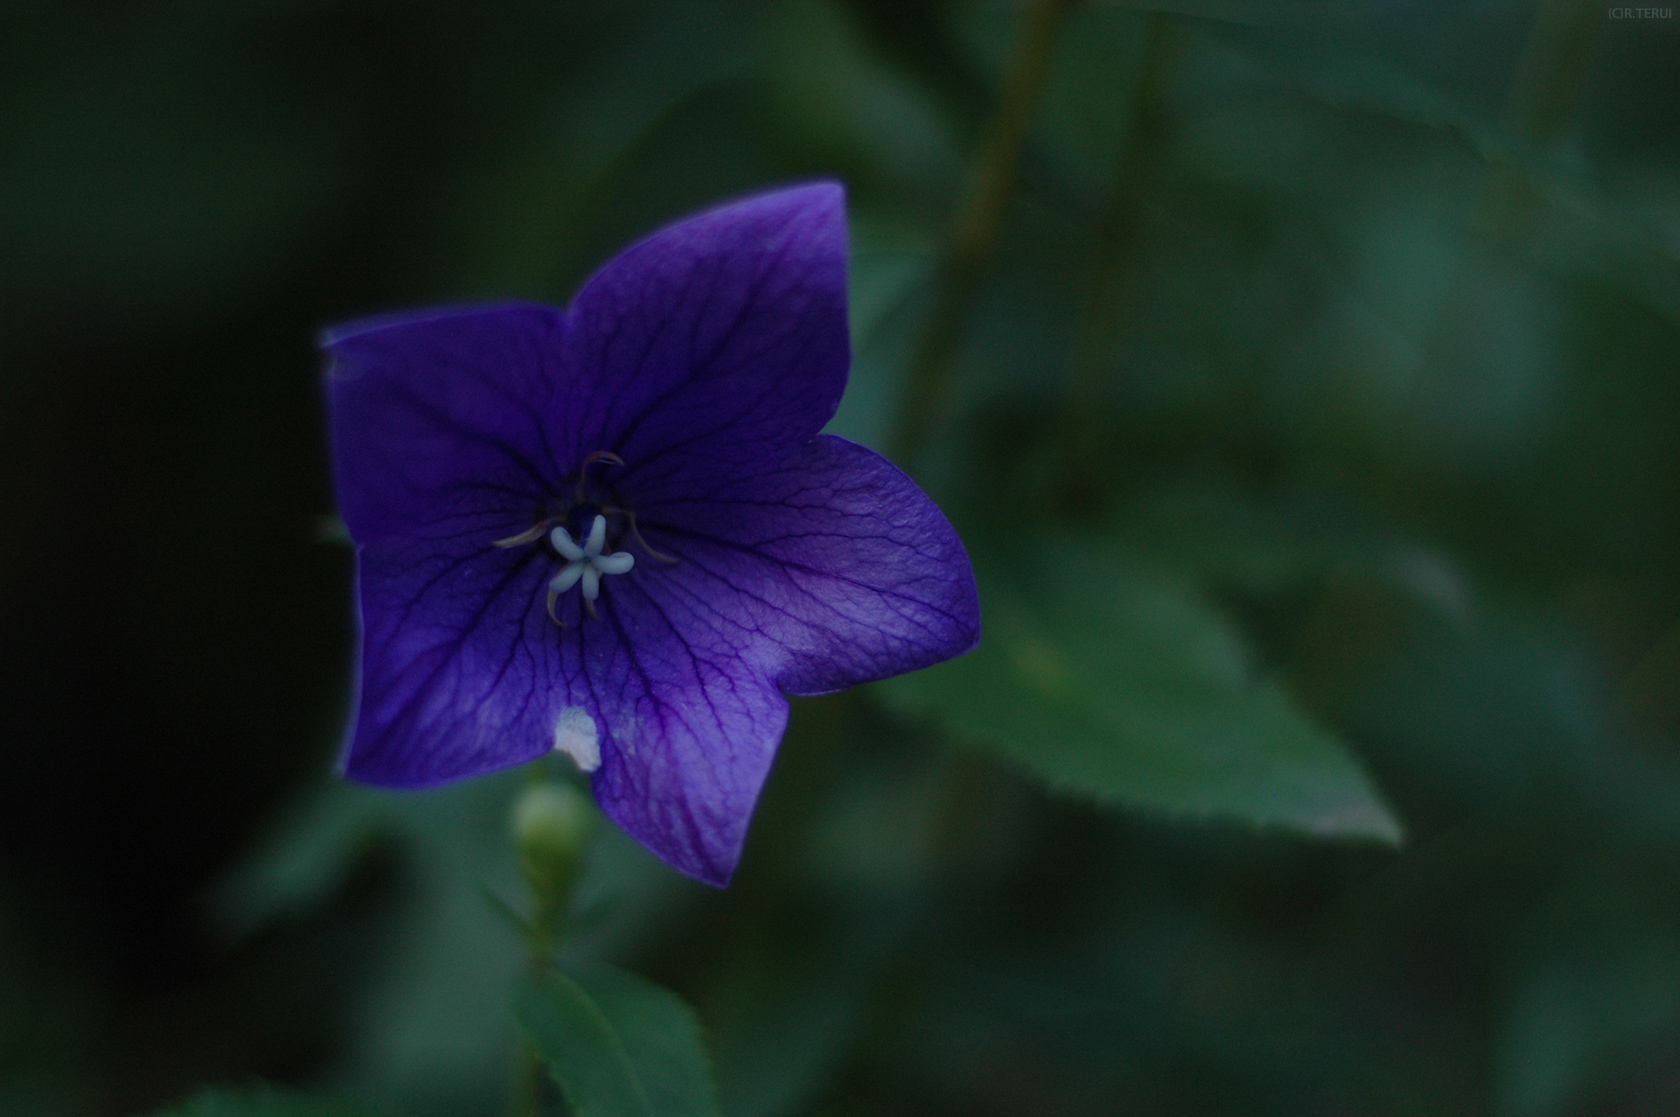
left=549, top=514, right=635, bottom=602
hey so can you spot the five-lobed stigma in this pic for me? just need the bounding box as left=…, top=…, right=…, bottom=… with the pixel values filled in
left=546, top=514, right=634, bottom=622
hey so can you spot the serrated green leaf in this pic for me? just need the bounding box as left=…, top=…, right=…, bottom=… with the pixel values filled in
left=882, top=535, right=1402, bottom=842
left=147, top=1084, right=385, bottom=1117
left=518, top=969, right=652, bottom=1117
left=576, top=966, right=722, bottom=1117
left=516, top=965, right=720, bottom=1117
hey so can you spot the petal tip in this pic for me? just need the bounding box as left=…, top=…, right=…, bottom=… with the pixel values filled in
left=591, top=773, right=748, bottom=888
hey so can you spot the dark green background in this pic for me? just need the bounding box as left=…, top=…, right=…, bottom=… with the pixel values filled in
left=2, top=1, right=1678, bottom=1114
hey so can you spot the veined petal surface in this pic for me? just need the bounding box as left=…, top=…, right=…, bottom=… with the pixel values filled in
left=572, top=586, right=791, bottom=886
left=347, top=534, right=560, bottom=786
left=562, top=183, right=850, bottom=502
left=343, top=433, right=979, bottom=882
left=326, top=305, right=568, bottom=544
left=637, top=435, right=981, bottom=694
left=586, top=435, right=980, bottom=883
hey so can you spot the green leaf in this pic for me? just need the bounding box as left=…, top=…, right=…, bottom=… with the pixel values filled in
left=575, top=967, right=723, bottom=1117
left=147, top=1084, right=385, bottom=1117
left=881, top=534, right=1402, bottom=842
left=1495, top=862, right=1680, bottom=1117
left=518, top=969, right=653, bottom=1117
left=215, top=769, right=680, bottom=1111
left=516, top=966, right=721, bottom=1117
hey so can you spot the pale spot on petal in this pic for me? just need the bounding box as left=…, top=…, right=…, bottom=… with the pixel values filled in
left=553, top=706, right=600, bottom=772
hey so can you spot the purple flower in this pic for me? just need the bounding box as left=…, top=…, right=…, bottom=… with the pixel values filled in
left=324, top=184, right=980, bottom=885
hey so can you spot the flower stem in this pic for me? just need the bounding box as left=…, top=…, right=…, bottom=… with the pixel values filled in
left=508, top=777, right=595, bottom=1117
left=1064, top=14, right=1179, bottom=427
left=1501, top=0, right=1601, bottom=149
left=512, top=1036, right=550, bottom=1117
left=888, top=0, right=1073, bottom=469
left=1411, top=0, right=1600, bottom=397
left=1478, top=0, right=1602, bottom=242
left=511, top=877, right=571, bottom=1117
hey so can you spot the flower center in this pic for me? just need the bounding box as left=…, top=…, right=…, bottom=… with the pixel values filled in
left=548, top=513, right=635, bottom=608
left=490, top=450, right=677, bottom=625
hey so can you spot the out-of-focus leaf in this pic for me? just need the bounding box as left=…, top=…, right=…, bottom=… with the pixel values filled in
left=575, top=967, right=722, bottom=1117
left=517, top=970, right=651, bottom=1117
left=1197, top=21, right=1492, bottom=149
left=882, top=534, right=1401, bottom=842
left=1190, top=18, right=1680, bottom=333
left=147, top=1085, right=385, bottom=1117
left=1495, top=863, right=1680, bottom=1117
left=1273, top=204, right=1569, bottom=469
left=1099, top=0, right=1353, bottom=28
left=1117, top=480, right=1471, bottom=613
left=761, top=0, right=957, bottom=191
left=214, top=782, right=392, bottom=939
left=710, top=973, right=864, bottom=1117
left=1497, top=944, right=1680, bottom=1117
left=848, top=216, right=938, bottom=348
left=516, top=966, right=720, bottom=1117
left=1526, top=194, right=1680, bottom=333
left=827, top=214, right=937, bottom=448
left=216, top=772, right=681, bottom=1117
left=1348, top=619, right=1594, bottom=812
left=442, top=0, right=754, bottom=293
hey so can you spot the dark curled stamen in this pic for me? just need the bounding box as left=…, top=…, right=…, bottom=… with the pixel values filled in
left=494, top=520, right=552, bottom=548
left=610, top=507, right=677, bottom=564
left=574, top=450, right=626, bottom=503
left=545, top=588, right=567, bottom=628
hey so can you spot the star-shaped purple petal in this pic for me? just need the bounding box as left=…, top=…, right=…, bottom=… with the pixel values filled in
left=325, top=183, right=980, bottom=884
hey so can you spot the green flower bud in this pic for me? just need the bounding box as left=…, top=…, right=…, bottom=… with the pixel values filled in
left=512, top=781, right=596, bottom=904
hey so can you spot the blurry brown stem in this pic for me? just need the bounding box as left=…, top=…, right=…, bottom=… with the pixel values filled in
left=888, top=0, right=1073, bottom=469
left=1065, top=14, right=1179, bottom=426
left=513, top=1037, right=548, bottom=1117
left=1502, top=0, right=1602, bottom=148
left=1412, top=0, right=1601, bottom=404
left=1478, top=0, right=1602, bottom=242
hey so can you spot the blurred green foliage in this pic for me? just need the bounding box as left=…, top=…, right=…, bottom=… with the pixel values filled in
left=149, top=1085, right=386, bottom=1117
left=516, top=965, right=720, bottom=1117
left=2, top=0, right=1679, bottom=1115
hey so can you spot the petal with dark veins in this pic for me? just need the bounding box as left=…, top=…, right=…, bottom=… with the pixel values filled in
left=585, top=435, right=981, bottom=883
left=326, top=304, right=568, bottom=545
left=562, top=184, right=850, bottom=503
left=345, top=531, right=571, bottom=787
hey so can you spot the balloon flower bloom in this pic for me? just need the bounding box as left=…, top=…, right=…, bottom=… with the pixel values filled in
left=324, top=184, right=980, bottom=884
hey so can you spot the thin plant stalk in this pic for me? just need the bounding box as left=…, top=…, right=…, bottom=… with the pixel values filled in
left=889, top=0, right=1074, bottom=469
left=1064, top=14, right=1180, bottom=442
